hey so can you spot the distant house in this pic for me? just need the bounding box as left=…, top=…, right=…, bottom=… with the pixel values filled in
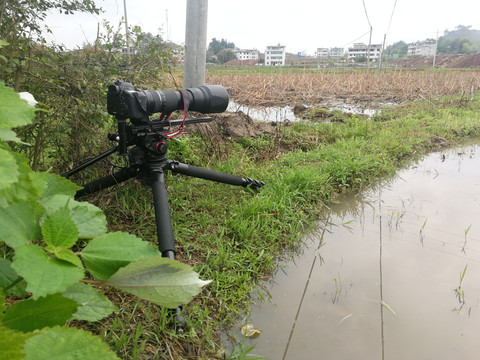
left=329, top=47, right=344, bottom=58
left=234, top=48, right=259, bottom=60
left=347, top=43, right=382, bottom=61
left=265, top=45, right=286, bottom=66
left=316, top=47, right=344, bottom=58
left=170, top=43, right=185, bottom=64
left=316, top=48, right=329, bottom=58
left=408, top=40, right=436, bottom=57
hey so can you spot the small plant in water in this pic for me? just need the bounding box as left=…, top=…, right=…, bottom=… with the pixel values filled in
left=419, top=218, right=428, bottom=246
left=331, top=272, right=343, bottom=304
left=453, top=264, right=468, bottom=313
left=461, top=224, right=472, bottom=255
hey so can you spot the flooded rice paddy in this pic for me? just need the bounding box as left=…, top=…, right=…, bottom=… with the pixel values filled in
left=243, top=144, right=480, bottom=359
left=226, top=99, right=383, bottom=123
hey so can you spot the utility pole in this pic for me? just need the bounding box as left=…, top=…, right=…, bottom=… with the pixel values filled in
left=433, top=29, right=439, bottom=68
left=366, top=26, right=372, bottom=74
left=184, top=0, right=208, bottom=88
left=379, top=33, right=386, bottom=70
left=165, top=9, right=170, bottom=42
left=123, top=0, right=130, bottom=58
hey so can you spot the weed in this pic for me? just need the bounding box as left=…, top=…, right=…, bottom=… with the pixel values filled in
left=86, top=88, right=480, bottom=358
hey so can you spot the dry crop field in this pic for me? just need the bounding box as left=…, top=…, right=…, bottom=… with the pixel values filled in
left=206, top=69, right=480, bottom=107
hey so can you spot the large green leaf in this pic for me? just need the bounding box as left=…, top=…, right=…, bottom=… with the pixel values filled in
left=40, top=194, right=107, bottom=238
left=49, top=248, right=83, bottom=268
left=81, top=232, right=160, bottom=280
left=0, top=324, right=31, bottom=360
left=2, top=294, right=78, bottom=333
left=24, top=326, right=120, bottom=360
left=41, top=208, right=79, bottom=248
left=0, top=147, right=19, bottom=191
left=0, top=258, right=26, bottom=297
left=0, top=81, right=36, bottom=129
left=34, top=172, right=81, bottom=199
left=0, top=128, right=27, bottom=144
left=106, top=256, right=212, bottom=309
left=62, top=282, right=117, bottom=322
left=0, top=201, right=43, bottom=249
left=70, top=203, right=107, bottom=238
left=12, top=245, right=84, bottom=299
left=0, top=152, right=40, bottom=206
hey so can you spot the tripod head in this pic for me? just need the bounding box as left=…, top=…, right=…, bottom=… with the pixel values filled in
left=106, top=81, right=229, bottom=156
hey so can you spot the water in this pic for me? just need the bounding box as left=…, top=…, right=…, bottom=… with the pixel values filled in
left=242, top=144, right=480, bottom=359
left=227, top=101, right=298, bottom=123
left=226, top=100, right=383, bottom=123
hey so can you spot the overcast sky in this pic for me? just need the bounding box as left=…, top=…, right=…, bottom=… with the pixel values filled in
left=45, top=0, right=480, bottom=55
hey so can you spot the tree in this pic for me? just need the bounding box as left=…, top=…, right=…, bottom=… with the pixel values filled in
left=0, top=4, right=173, bottom=171
left=385, top=41, right=408, bottom=57
left=207, top=37, right=235, bottom=55
left=0, top=0, right=100, bottom=43
left=217, top=49, right=236, bottom=64
left=437, top=25, right=480, bottom=54
left=355, top=55, right=367, bottom=63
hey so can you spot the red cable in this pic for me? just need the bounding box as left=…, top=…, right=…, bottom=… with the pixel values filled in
left=162, top=91, right=187, bottom=138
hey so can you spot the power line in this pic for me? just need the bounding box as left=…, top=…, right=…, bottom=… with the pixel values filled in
left=342, top=29, right=371, bottom=48
left=362, top=0, right=372, bottom=28
left=386, top=0, right=398, bottom=36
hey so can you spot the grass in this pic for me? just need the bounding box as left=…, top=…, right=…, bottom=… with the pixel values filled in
left=82, top=92, right=480, bottom=359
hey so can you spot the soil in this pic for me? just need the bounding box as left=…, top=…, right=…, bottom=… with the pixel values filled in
left=185, top=111, right=278, bottom=140
left=388, top=53, right=480, bottom=68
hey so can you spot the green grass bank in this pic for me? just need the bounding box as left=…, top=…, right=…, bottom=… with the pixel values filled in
left=92, top=95, right=480, bottom=359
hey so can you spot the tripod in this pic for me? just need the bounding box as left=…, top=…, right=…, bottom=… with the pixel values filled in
left=62, top=114, right=265, bottom=332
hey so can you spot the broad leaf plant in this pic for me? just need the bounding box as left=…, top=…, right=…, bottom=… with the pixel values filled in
left=0, top=77, right=211, bottom=359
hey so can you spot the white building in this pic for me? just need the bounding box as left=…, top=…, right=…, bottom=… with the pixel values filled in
left=316, top=47, right=344, bottom=58
left=234, top=48, right=259, bottom=60
left=329, top=47, right=344, bottom=58
left=407, top=40, right=436, bottom=57
left=316, top=48, right=329, bottom=58
left=265, top=45, right=286, bottom=66
left=347, top=43, right=382, bottom=61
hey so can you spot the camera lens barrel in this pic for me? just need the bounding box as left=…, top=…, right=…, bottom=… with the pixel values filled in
left=187, top=85, right=229, bottom=113
left=107, top=81, right=229, bottom=122
left=144, top=85, right=228, bottom=115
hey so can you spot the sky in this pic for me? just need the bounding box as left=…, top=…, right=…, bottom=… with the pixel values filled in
left=45, top=0, right=480, bottom=55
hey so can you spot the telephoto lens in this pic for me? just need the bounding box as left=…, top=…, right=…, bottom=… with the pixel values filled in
left=107, top=81, right=229, bottom=123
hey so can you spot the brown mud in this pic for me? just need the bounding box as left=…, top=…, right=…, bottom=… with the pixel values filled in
left=389, top=53, right=480, bottom=68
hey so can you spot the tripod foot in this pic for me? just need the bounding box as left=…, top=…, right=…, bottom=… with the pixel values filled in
left=171, top=306, right=187, bottom=334
left=242, top=177, right=265, bottom=190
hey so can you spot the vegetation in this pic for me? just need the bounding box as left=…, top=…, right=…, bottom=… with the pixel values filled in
left=385, top=41, right=408, bottom=58
left=0, top=5, right=175, bottom=172
left=2, top=4, right=480, bottom=358
left=206, top=68, right=480, bottom=106
left=73, top=90, right=480, bottom=359
left=0, top=79, right=211, bottom=360
left=207, top=38, right=236, bottom=64
left=438, top=25, right=480, bottom=54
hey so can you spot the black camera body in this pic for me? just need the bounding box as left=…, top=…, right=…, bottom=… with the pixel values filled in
left=107, top=81, right=229, bottom=123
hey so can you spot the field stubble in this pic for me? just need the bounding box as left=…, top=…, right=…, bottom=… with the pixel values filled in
left=206, top=69, right=480, bottom=107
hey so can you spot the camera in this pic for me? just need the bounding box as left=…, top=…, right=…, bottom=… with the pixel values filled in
left=107, top=81, right=229, bottom=123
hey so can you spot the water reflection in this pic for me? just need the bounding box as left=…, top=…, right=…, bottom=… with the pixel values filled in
left=227, top=101, right=298, bottom=123
left=226, top=100, right=383, bottom=123
left=241, top=144, right=480, bottom=359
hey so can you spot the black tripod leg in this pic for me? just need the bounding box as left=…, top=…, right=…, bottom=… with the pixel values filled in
left=149, top=169, right=186, bottom=332
left=62, top=147, right=118, bottom=179
left=168, top=161, right=265, bottom=189
left=75, top=166, right=141, bottom=198
left=150, top=170, right=176, bottom=258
